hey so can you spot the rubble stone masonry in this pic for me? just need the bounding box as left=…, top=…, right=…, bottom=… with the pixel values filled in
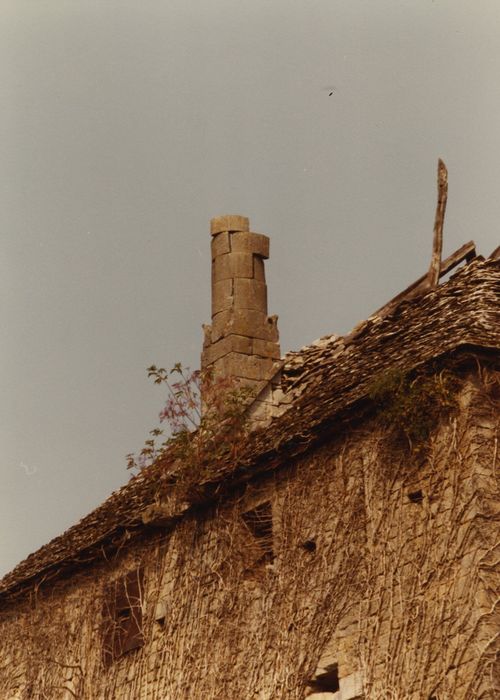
left=0, top=373, right=498, bottom=699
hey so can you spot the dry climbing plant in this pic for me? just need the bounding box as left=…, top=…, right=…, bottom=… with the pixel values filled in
left=0, top=368, right=497, bottom=699
left=356, top=368, right=500, bottom=699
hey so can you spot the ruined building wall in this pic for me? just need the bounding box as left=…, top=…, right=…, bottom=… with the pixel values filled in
left=0, top=370, right=498, bottom=699
left=323, top=369, right=500, bottom=699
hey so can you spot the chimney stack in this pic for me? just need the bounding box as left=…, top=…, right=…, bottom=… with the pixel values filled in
left=201, top=215, right=280, bottom=394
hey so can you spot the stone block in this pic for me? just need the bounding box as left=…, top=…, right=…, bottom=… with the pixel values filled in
left=316, top=645, right=337, bottom=672
left=209, top=364, right=267, bottom=392
left=246, top=397, right=271, bottom=416
left=253, top=256, right=265, bottom=281
left=230, top=231, right=269, bottom=259
left=233, top=278, right=267, bottom=312
left=211, top=231, right=230, bottom=258
left=223, top=353, right=276, bottom=381
left=210, top=309, right=241, bottom=342
left=271, top=387, right=289, bottom=405
left=253, top=338, right=281, bottom=359
left=213, top=252, right=254, bottom=281
left=154, top=599, right=167, bottom=623
left=234, top=377, right=269, bottom=395
left=203, top=337, right=227, bottom=365
left=339, top=670, right=364, bottom=699
left=231, top=334, right=255, bottom=356
left=212, top=279, right=233, bottom=315
left=210, top=214, right=249, bottom=235
left=211, top=309, right=279, bottom=343
left=203, top=334, right=253, bottom=365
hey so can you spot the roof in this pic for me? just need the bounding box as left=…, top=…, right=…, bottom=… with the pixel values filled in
left=1, top=254, right=499, bottom=599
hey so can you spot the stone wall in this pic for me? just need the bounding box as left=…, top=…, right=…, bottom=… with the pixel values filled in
left=0, top=371, right=498, bottom=699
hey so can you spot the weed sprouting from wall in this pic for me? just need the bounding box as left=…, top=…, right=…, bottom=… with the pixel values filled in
left=126, top=364, right=253, bottom=496
left=368, top=366, right=460, bottom=454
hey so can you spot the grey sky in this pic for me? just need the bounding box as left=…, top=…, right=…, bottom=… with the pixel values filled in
left=1, top=0, right=499, bottom=576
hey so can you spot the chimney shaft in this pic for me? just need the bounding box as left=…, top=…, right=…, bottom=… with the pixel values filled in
left=201, top=215, right=280, bottom=392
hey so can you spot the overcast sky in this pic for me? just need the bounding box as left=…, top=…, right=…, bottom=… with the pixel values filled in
left=1, top=1, right=499, bottom=577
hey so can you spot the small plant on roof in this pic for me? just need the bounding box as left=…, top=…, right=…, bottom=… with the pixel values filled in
left=368, top=366, right=460, bottom=454
left=126, top=364, right=254, bottom=491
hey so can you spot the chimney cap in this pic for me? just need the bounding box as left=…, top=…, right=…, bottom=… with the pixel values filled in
left=210, top=215, right=249, bottom=236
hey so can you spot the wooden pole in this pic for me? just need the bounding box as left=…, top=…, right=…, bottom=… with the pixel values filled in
left=427, top=158, right=448, bottom=288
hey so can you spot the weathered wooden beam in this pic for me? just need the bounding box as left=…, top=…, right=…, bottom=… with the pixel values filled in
left=427, top=159, right=449, bottom=288
left=374, top=240, right=476, bottom=318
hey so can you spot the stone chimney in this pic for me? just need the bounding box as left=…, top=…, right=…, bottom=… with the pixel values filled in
left=201, top=215, right=280, bottom=395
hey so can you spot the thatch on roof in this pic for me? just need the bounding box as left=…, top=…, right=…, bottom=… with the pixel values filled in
left=1, top=256, right=499, bottom=599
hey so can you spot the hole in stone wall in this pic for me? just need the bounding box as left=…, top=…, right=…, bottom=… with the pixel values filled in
left=307, top=663, right=340, bottom=693
left=102, top=568, right=144, bottom=667
left=301, top=539, right=317, bottom=553
left=408, top=489, right=424, bottom=503
left=241, top=501, right=274, bottom=564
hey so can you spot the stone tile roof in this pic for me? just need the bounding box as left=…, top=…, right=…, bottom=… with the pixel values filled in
left=1, top=254, right=499, bottom=599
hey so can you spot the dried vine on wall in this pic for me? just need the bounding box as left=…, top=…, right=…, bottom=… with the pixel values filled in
left=0, top=369, right=498, bottom=699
